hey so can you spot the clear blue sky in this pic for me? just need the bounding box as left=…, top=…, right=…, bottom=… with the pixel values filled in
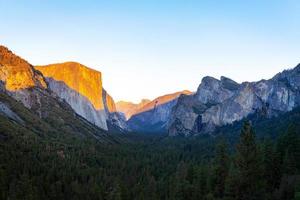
left=1, top=0, right=300, bottom=103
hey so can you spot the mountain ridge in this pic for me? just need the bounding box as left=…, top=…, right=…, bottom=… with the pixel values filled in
left=168, top=63, right=300, bottom=136
left=116, top=99, right=151, bottom=120
left=0, top=46, right=47, bottom=91
left=127, top=90, right=192, bottom=133
left=0, top=45, right=127, bottom=133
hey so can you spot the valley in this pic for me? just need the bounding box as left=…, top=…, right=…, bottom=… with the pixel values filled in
left=0, top=45, right=299, bottom=199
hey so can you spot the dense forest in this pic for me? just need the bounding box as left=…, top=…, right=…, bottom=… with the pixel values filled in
left=1, top=114, right=300, bottom=200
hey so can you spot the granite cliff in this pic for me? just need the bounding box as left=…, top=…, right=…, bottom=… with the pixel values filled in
left=0, top=46, right=47, bottom=92
left=0, top=46, right=49, bottom=116
left=35, top=62, right=128, bottom=131
left=168, top=65, right=300, bottom=136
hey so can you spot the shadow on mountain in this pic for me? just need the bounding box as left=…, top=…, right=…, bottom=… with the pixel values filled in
left=44, top=78, right=128, bottom=133
left=127, top=97, right=182, bottom=133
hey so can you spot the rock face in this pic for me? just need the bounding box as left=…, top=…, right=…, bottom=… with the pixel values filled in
left=116, top=99, right=151, bottom=120
left=127, top=90, right=192, bottom=133
left=35, top=62, right=128, bottom=131
left=42, top=76, right=108, bottom=129
left=103, top=89, right=129, bottom=132
left=0, top=45, right=49, bottom=115
left=0, top=45, right=127, bottom=132
left=168, top=64, right=300, bottom=136
left=36, top=62, right=104, bottom=109
left=0, top=101, right=24, bottom=124
left=0, top=46, right=47, bottom=91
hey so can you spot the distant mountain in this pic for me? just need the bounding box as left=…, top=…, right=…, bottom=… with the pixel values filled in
left=168, top=65, right=300, bottom=136
left=0, top=45, right=127, bottom=134
left=116, top=99, right=151, bottom=120
left=2, top=45, right=300, bottom=138
left=127, top=90, right=192, bottom=133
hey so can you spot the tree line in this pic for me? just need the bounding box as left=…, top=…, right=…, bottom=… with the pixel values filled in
left=0, top=120, right=300, bottom=200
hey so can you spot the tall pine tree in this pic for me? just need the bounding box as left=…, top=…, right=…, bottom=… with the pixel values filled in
left=213, top=139, right=229, bottom=199
left=235, top=121, right=264, bottom=200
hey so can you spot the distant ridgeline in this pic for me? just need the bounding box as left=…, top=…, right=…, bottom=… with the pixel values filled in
left=1, top=44, right=300, bottom=138
left=115, top=63, right=300, bottom=137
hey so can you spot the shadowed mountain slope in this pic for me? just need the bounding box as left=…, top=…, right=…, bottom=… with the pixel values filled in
left=127, top=90, right=192, bottom=133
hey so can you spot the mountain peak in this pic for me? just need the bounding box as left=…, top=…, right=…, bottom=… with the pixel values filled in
left=294, top=63, right=300, bottom=72
left=0, top=45, right=46, bottom=91
left=201, top=76, right=218, bottom=83
left=220, top=76, right=240, bottom=90
left=0, top=45, right=31, bottom=68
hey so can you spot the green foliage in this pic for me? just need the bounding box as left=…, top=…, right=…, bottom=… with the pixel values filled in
left=213, top=139, right=229, bottom=199
left=234, top=121, right=264, bottom=200
left=1, top=92, right=300, bottom=199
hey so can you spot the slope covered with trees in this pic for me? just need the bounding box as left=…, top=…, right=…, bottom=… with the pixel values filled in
left=1, top=101, right=300, bottom=200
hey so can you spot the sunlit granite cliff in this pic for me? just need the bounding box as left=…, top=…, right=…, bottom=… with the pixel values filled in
left=0, top=46, right=46, bottom=91
left=0, top=45, right=49, bottom=114
left=35, top=62, right=128, bottom=131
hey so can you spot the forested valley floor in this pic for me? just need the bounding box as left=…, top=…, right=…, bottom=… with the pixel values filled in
left=1, top=112, right=300, bottom=200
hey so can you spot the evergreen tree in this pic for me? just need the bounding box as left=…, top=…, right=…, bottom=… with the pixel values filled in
left=224, top=163, right=239, bottom=200
left=277, top=124, right=300, bottom=173
left=213, top=139, right=229, bottom=198
left=262, top=140, right=281, bottom=199
left=145, top=176, right=157, bottom=200
left=235, top=121, right=264, bottom=200
left=283, top=149, right=298, bottom=175
left=107, top=181, right=122, bottom=200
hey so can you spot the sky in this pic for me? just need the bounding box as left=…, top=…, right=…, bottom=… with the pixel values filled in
left=1, top=0, right=300, bottom=103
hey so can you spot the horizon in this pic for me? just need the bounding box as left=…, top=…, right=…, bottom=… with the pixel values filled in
left=1, top=0, right=300, bottom=103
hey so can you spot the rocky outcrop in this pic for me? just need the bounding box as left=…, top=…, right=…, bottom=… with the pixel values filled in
left=0, top=101, right=24, bottom=124
left=35, top=62, right=127, bottom=131
left=168, top=64, right=300, bottom=136
left=42, top=77, right=108, bottom=129
left=0, top=46, right=47, bottom=92
left=103, top=89, right=129, bottom=132
left=36, top=62, right=104, bottom=110
left=127, top=90, right=192, bottom=133
left=116, top=99, right=151, bottom=120
left=0, top=45, right=49, bottom=117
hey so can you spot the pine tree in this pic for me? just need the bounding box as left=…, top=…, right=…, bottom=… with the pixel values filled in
left=277, top=124, right=300, bottom=173
left=213, top=139, right=229, bottom=198
left=107, top=180, right=122, bottom=200
left=235, top=121, right=264, bottom=200
left=224, top=163, right=239, bottom=200
left=145, top=176, right=157, bottom=200
left=283, top=149, right=297, bottom=175
left=194, top=166, right=207, bottom=200
left=262, top=140, right=281, bottom=199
